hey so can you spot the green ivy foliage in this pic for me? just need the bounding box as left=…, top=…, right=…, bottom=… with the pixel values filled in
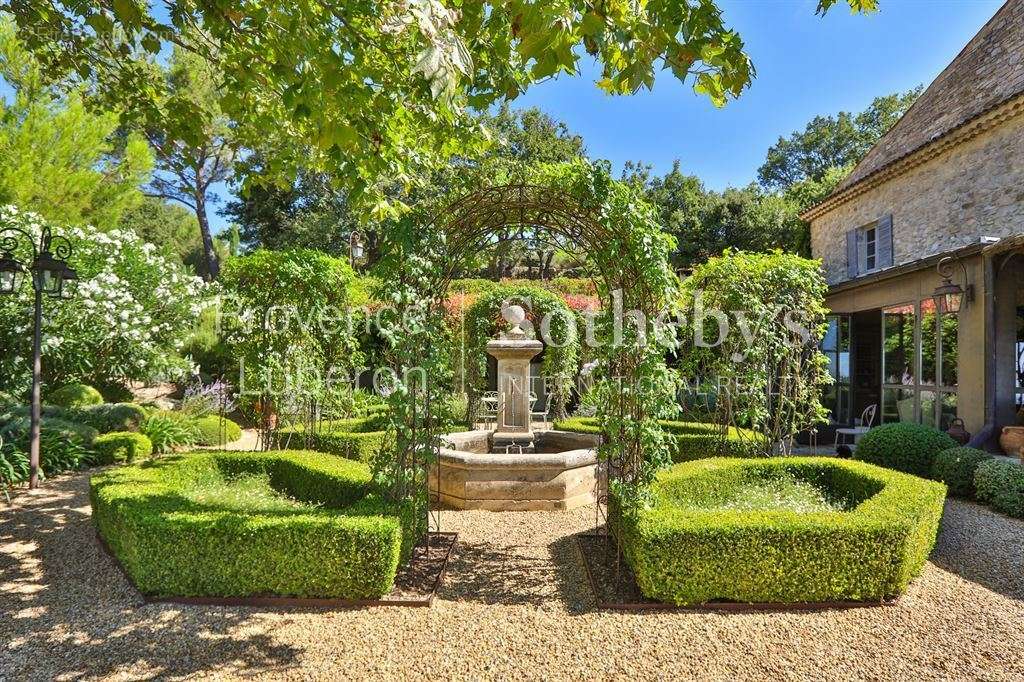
left=615, top=457, right=946, bottom=605
left=853, top=422, right=957, bottom=478
left=90, top=450, right=411, bottom=598
left=461, top=284, right=580, bottom=421
left=377, top=160, right=680, bottom=515
left=679, top=250, right=832, bottom=453
left=220, top=248, right=366, bottom=415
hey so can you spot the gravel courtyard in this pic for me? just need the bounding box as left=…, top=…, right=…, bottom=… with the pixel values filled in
left=2, top=471, right=1023, bottom=681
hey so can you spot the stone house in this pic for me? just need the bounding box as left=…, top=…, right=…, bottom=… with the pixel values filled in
left=802, top=0, right=1024, bottom=449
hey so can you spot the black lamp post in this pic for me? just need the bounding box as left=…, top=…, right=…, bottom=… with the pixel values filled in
left=0, top=226, right=75, bottom=488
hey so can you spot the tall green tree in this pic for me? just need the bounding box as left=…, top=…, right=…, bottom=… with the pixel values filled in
left=141, top=45, right=235, bottom=280
left=0, top=17, right=151, bottom=227
left=758, top=88, right=921, bottom=191
left=628, top=161, right=805, bottom=268
left=7, top=0, right=874, bottom=219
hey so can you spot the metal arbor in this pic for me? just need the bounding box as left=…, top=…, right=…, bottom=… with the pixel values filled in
left=379, top=172, right=679, bottom=544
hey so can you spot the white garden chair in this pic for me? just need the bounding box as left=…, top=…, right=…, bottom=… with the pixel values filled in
left=480, top=391, right=499, bottom=428
left=834, top=404, right=877, bottom=449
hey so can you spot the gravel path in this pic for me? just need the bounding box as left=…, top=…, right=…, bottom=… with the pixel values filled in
left=2, top=472, right=1023, bottom=681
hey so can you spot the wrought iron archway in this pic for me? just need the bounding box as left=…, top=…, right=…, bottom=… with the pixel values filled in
left=389, top=181, right=671, bottom=543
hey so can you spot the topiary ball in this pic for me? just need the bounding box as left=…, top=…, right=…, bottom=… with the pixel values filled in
left=853, top=422, right=957, bottom=478
left=931, top=446, right=992, bottom=498
left=93, top=432, right=154, bottom=465
left=48, top=383, right=104, bottom=408
left=193, top=415, right=243, bottom=446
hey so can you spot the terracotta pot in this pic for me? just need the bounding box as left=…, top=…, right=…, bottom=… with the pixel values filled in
left=999, top=426, right=1024, bottom=457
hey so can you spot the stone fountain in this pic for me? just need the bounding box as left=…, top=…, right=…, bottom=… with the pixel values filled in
left=428, top=304, right=601, bottom=511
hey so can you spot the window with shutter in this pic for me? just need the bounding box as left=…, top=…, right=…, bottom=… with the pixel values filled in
left=876, top=214, right=894, bottom=268
left=846, top=230, right=858, bottom=279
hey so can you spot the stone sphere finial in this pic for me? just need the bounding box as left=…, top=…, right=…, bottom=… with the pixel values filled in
left=502, top=304, right=526, bottom=326
left=501, top=304, right=528, bottom=338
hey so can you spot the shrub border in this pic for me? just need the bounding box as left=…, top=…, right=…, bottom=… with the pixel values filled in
left=574, top=532, right=897, bottom=612
left=94, top=528, right=457, bottom=609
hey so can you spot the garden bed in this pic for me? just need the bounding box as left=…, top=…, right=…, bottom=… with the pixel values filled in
left=611, top=457, right=947, bottom=606
left=90, top=450, right=423, bottom=600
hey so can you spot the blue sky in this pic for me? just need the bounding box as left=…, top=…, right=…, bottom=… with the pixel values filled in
left=1, top=1, right=1005, bottom=234
left=509, top=0, right=1003, bottom=193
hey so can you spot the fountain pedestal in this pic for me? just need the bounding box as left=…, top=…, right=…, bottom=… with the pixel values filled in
left=486, top=311, right=543, bottom=450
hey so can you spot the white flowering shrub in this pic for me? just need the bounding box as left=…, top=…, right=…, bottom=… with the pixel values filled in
left=0, top=205, right=213, bottom=396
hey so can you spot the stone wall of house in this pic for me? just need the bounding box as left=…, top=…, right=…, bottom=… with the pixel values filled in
left=810, top=110, right=1024, bottom=284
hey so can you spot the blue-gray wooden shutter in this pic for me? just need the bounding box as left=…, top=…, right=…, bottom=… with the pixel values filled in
left=876, top=214, right=893, bottom=268
left=846, top=230, right=858, bottom=279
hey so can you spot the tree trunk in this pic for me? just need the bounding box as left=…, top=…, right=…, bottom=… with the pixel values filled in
left=195, top=190, right=221, bottom=280
left=542, top=250, right=555, bottom=279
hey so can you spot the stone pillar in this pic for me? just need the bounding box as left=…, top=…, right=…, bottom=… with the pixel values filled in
left=486, top=306, right=543, bottom=447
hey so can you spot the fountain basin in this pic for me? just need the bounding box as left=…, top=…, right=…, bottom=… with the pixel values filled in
left=431, top=429, right=601, bottom=511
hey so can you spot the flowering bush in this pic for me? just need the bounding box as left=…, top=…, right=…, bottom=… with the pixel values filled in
left=0, top=205, right=212, bottom=395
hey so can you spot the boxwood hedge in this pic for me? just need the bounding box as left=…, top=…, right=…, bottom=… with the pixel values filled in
left=554, top=416, right=765, bottom=461
left=192, top=415, right=244, bottom=446
left=853, top=422, right=957, bottom=478
left=974, top=458, right=1024, bottom=518
left=93, top=431, right=153, bottom=465
left=273, top=416, right=390, bottom=465
left=90, top=450, right=415, bottom=599
left=930, top=446, right=991, bottom=498
left=613, top=457, right=946, bottom=605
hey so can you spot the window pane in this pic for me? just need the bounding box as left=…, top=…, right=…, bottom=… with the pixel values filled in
left=822, top=317, right=838, bottom=352
left=883, top=304, right=916, bottom=385
left=1017, top=296, right=1024, bottom=390
left=882, top=387, right=916, bottom=423
left=920, top=390, right=937, bottom=429
left=940, top=393, right=958, bottom=431
left=941, top=312, right=958, bottom=387
left=921, top=298, right=937, bottom=385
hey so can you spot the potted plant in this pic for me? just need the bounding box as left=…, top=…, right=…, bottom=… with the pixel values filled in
left=998, top=409, right=1024, bottom=456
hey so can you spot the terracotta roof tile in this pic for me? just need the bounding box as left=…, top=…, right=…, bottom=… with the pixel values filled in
left=833, top=0, right=1024, bottom=194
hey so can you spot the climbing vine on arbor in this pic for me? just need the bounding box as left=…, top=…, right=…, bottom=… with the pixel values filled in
left=376, top=159, right=680, bottom=534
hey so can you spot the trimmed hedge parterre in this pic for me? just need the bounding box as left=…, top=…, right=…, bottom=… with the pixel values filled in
left=90, top=450, right=414, bottom=598
left=613, top=457, right=947, bottom=605
left=554, top=416, right=766, bottom=461
left=852, top=422, right=957, bottom=478
left=273, top=416, right=390, bottom=465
